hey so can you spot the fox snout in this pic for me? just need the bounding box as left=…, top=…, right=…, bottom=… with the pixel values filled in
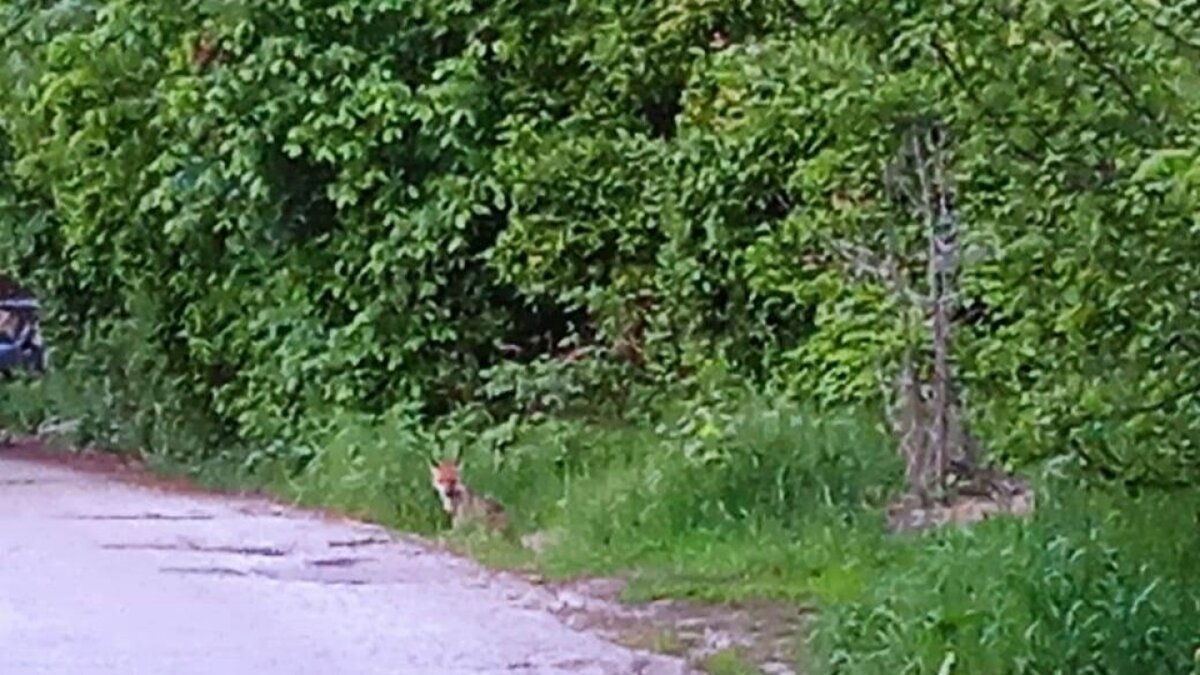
left=430, top=459, right=463, bottom=501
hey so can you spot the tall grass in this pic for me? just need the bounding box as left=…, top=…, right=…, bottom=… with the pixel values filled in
left=810, top=477, right=1200, bottom=674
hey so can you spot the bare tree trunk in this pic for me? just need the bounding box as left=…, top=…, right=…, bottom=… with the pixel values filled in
left=837, top=121, right=982, bottom=501
left=921, top=124, right=960, bottom=497
left=831, top=120, right=1034, bottom=531
left=887, top=121, right=962, bottom=498
left=895, top=353, right=930, bottom=499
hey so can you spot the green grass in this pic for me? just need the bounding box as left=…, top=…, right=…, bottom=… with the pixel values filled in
left=701, top=649, right=765, bottom=675
left=3, top=354, right=1199, bottom=673
left=808, top=482, right=1200, bottom=674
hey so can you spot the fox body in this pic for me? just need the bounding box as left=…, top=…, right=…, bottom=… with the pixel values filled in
left=429, top=459, right=509, bottom=532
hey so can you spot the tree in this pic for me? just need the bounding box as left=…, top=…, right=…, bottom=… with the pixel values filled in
left=832, top=120, right=1033, bottom=531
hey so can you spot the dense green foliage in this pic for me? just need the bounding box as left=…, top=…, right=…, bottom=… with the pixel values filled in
left=2, top=0, right=1198, bottom=481
left=3, top=1, right=1200, bottom=672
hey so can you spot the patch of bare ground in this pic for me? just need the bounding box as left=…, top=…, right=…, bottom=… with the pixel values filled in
left=886, top=464, right=1035, bottom=533
left=2, top=437, right=148, bottom=476
left=541, top=576, right=809, bottom=675
left=0, top=436, right=374, bottom=525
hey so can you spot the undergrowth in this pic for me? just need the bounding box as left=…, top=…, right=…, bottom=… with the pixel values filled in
left=2, top=342, right=1197, bottom=674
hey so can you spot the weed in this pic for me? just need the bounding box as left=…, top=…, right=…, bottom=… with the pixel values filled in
left=701, top=649, right=763, bottom=675
left=619, top=628, right=688, bottom=657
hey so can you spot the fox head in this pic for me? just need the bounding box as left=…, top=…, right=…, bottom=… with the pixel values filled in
left=430, top=458, right=462, bottom=506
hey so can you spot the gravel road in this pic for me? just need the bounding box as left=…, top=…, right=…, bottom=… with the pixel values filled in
left=0, top=450, right=690, bottom=675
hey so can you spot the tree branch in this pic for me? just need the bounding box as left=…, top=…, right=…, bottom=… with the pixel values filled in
left=827, top=238, right=927, bottom=307
left=0, top=12, right=32, bottom=46
left=1052, top=17, right=1160, bottom=132
left=1120, top=379, right=1200, bottom=418
left=1121, top=0, right=1200, bottom=55
left=927, top=33, right=1050, bottom=166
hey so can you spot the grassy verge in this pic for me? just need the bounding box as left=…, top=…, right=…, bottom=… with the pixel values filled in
left=2, top=355, right=1198, bottom=674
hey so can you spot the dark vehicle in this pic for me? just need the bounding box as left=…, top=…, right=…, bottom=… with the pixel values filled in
left=0, top=275, right=46, bottom=377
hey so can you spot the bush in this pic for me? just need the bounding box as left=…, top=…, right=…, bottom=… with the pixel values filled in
left=2, top=1, right=1199, bottom=483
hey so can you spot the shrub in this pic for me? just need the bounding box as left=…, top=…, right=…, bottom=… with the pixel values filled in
left=2, top=1, right=1198, bottom=482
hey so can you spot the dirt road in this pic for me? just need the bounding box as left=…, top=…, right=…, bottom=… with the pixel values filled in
left=0, top=450, right=690, bottom=675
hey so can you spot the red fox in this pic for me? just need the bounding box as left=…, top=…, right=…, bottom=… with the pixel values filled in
left=429, top=459, right=509, bottom=532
